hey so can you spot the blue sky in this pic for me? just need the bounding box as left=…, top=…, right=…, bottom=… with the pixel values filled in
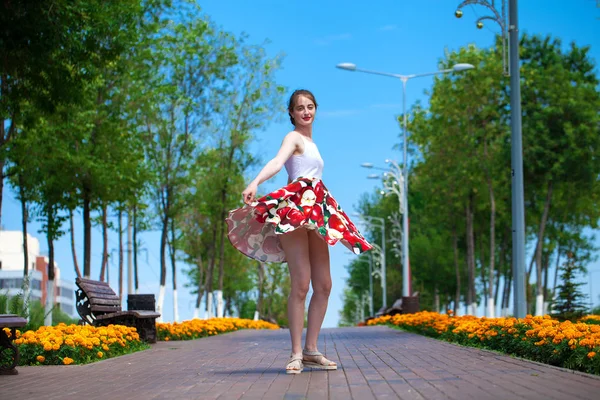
left=2, top=0, right=599, bottom=327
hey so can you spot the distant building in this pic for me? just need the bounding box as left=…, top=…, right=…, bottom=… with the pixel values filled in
left=0, top=230, right=75, bottom=317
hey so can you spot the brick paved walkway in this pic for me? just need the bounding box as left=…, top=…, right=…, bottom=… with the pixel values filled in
left=1, top=326, right=600, bottom=399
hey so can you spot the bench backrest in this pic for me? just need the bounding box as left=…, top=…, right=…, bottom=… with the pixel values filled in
left=0, top=314, right=27, bottom=329
left=75, top=277, right=122, bottom=324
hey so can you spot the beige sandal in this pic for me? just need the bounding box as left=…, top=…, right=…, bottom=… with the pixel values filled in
left=286, top=354, right=304, bottom=374
left=302, top=349, right=337, bottom=370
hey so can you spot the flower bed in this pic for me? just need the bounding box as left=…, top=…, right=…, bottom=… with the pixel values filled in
left=5, top=323, right=148, bottom=366
left=2, top=318, right=278, bottom=366
left=367, top=311, right=600, bottom=375
left=157, top=317, right=279, bottom=341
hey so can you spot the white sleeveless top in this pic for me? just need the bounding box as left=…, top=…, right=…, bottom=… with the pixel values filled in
left=284, top=134, right=324, bottom=181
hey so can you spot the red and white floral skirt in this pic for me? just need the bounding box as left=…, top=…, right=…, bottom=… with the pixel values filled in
left=226, top=177, right=373, bottom=263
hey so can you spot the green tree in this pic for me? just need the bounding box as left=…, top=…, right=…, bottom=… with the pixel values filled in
left=552, top=252, right=589, bottom=321
left=0, top=0, right=153, bottom=231
left=520, top=34, right=600, bottom=315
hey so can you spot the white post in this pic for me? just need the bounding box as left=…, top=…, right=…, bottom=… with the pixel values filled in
left=173, top=289, right=179, bottom=322
left=487, top=297, right=495, bottom=318
left=44, top=279, right=55, bottom=326
left=215, top=290, right=224, bottom=318
left=157, top=285, right=165, bottom=322
left=535, top=294, right=544, bottom=316
left=206, top=292, right=213, bottom=319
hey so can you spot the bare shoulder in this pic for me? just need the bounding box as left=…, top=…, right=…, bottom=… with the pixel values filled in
left=283, top=130, right=302, bottom=143
left=281, top=131, right=304, bottom=156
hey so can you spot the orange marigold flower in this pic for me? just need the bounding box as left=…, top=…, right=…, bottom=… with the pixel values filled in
left=36, top=355, right=45, bottom=363
left=588, top=352, right=596, bottom=359
left=62, top=357, right=74, bottom=365
left=97, top=352, right=103, bottom=358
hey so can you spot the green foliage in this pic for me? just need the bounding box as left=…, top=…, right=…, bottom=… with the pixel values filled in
left=372, top=313, right=600, bottom=376
left=343, top=35, right=600, bottom=319
left=552, top=253, right=589, bottom=321
left=239, top=299, right=257, bottom=320
left=3, top=0, right=285, bottom=319
left=17, top=325, right=150, bottom=366
left=592, top=298, right=600, bottom=316
left=0, top=290, right=78, bottom=331
left=0, top=292, right=7, bottom=314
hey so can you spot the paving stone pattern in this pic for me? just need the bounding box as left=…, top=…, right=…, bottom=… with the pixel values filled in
left=1, top=326, right=600, bottom=399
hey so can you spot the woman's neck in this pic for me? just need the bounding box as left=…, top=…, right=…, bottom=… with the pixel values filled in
left=295, top=124, right=313, bottom=139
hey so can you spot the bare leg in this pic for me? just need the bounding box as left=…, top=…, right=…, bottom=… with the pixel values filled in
left=304, top=230, right=332, bottom=351
left=280, top=228, right=311, bottom=356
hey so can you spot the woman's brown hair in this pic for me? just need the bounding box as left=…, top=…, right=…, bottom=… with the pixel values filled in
left=288, top=89, right=318, bottom=126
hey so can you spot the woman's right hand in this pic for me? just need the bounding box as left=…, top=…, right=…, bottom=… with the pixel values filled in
left=242, top=182, right=258, bottom=205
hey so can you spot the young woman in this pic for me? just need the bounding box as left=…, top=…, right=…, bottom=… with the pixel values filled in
left=226, top=89, right=372, bottom=374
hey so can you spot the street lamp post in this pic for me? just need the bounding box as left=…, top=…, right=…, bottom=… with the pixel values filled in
left=339, top=63, right=474, bottom=299
left=368, top=252, right=374, bottom=316
left=364, top=162, right=408, bottom=294
left=355, top=251, right=375, bottom=317
left=353, top=214, right=387, bottom=309
left=454, top=0, right=527, bottom=318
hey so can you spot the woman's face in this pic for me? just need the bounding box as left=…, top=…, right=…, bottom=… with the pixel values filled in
left=290, top=95, right=316, bottom=127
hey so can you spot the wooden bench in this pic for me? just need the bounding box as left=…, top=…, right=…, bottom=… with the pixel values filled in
left=0, top=314, right=27, bottom=375
left=374, top=292, right=421, bottom=318
left=75, top=277, right=160, bottom=343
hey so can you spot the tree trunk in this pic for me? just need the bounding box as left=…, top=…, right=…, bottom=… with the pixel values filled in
left=466, top=194, right=476, bottom=315
left=216, top=185, right=229, bottom=319
left=527, top=247, right=536, bottom=280
left=19, top=176, right=30, bottom=300
left=479, top=234, right=488, bottom=312
left=118, top=208, right=124, bottom=301
left=487, top=181, right=496, bottom=318
left=133, top=205, right=139, bottom=293
left=127, top=210, right=133, bottom=296
left=69, top=209, right=82, bottom=278
left=481, top=140, right=497, bottom=317
left=216, top=217, right=226, bottom=318
left=82, top=186, right=92, bottom=278
left=503, top=273, right=512, bottom=316
left=216, top=138, right=240, bottom=316
left=452, top=224, right=461, bottom=315
left=495, top=232, right=508, bottom=308
left=551, top=246, right=562, bottom=310
left=158, top=206, right=168, bottom=322
left=225, top=296, right=232, bottom=317
left=45, top=201, right=56, bottom=327
left=534, top=181, right=554, bottom=316
left=542, top=250, right=550, bottom=314
left=99, top=205, right=108, bottom=282
left=257, top=262, right=265, bottom=318
left=494, top=262, right=501, bottom=316
left=193, top=254, right=205, bottom=319
left=204, top=221, right=218, bottom=319
left=169, top=216, right=178, bottom=322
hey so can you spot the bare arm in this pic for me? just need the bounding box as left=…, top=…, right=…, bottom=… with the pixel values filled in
left=242, top=132, right=301, bottom=204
